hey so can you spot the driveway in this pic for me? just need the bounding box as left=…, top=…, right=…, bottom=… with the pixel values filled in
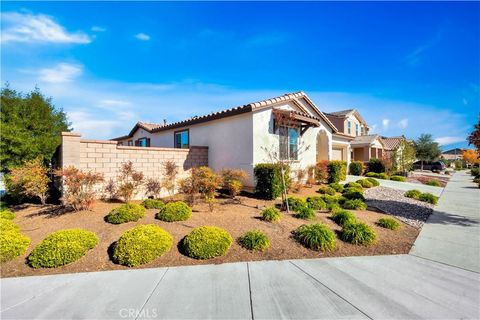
left=344, top=175, right=444, bottom=196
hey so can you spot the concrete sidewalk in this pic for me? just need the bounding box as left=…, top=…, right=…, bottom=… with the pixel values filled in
left=344, top=175, right=444, bottom=196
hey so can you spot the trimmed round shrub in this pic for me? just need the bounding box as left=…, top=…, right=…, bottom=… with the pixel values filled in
left=426, top=179, right=441, bottom=187
left=331, top=209, right=357, bottom=226
left=377, top=217, right=401, bottom=230
left=341, top=222, right=377, bottom=245
left=142, top=199, right=166, bottom=210
left=28, top=229, right=98, bottom=268
left=156, top=201, right=192, bottom=222
left=376, top=173, right=389, bottom=180
left=285, top=197, right=307, bottom=212
left=343, top=190, right=365, bottom=201
left=405, top=189, right=422, bottom=199
left=344, top=182, right=362, bottom=189
left=183, top=226, right=233, bottom=259
left=356, top=179, right=373, bottom=188
left=0, top=218, right=20, bottom=232
left=390, top=175, right=406, bottom=182
left=342, top=199, right=367, bottom=210
left=366, top=177, right=380, bottom=187
left=418, top=192, right=439, bottom=205
left=112, top=224, right=173, bottom=267
left=106, top=203, right=145, bottom=224
left=365, top=172, right=378, bottom=178
left=0, top=209, right=15, bottom=220
left=349, top=161, right=364, bottom=176
left=261, top=207, right=281, bottom=222
left=294, top=223, right=336, bottom=251
left=0, top=230, right=30, bottom=263
left=329, top=182, right=344, bottom=193
left=306, top=196, right=327, bottom=210
left=317, top=186, right=336, bottom=196
left=295, top=206, right=316, bottom=220
left=238, top=230, right=269, bottom=251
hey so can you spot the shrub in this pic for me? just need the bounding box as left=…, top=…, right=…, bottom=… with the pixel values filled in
left=28, top=229, right=98, bottom=268
left=365, top=172, right=377, bottom=177
left=112, top=224, right=173, bottom=267
left=366, top=177, right=380, bottom=186
left=322, top=194, right=339, bottom=204
left=0, top=229, right=30, bottom=263
left=327, top=202, right=342, bottom=212
left=327, top=161, right=347, bottom=183
left=356, top=179, right=373, bottom=188
left=142, top=199, right=166, bottom=210
left=254, top=163, right=290, bottom=200
left=426, top=179, right=441, bottom=187
left=329, top=182, right=344, bottom=193
left=315, top=160, right=329, bottom=184
left=377, top=217, right=401, bottom=230
left=285, top=196, right=307, bottom=211
left=183, top=226, right=233, bottom=259
left=343, top=189, right=365, bottom=201
left=341, top=222, right=377, bottom=245
left=317, top=186, right=336, bottom=196
left=115, top=161, right=144, bottom=203
left=471, top=168, right=480, bottom=177
left=365, top=172, right=389, bottom=180
left=156, top=201, right=192, bottom=222
left=145, top=178, right=162, bottom=199
left=5, top=158, right=50, bottom=204
left=0, top=209, right=15, bottom=220
left=344, top=182, right=362, bottom=189
left=54, top=166, right=104, bottom=211
left=238, top=230, right=269, bottom=251
left=306, top=196, right=327, bottom=210
left=294, top=223, right=336, bottom=251
left=418, top=192, right=439, bottom=205
left=193, top=167, right=223, bottom=211
left=0, top=218, right=20, bottom=232
left=220, top=168, right=248, bottom=198
left=178, top=168, right=201, bottom=206
left=295, top=206, right=316, bottom=220
left=342, top=199, right=367, bottom=210
left=349, top=161, right=364, bottom=176
left=405, top=189, right=422, bottom=199
left=368, top=158, right=385, bottom=173
left=390, top=175, right=407, bottom=182
left=261, top=207, right=281, bottom=222
left=105, top=203, right=146, bottom=224
left=162, top=160, right=178, bottom=196
left=331, top=209, right=357, bottom=226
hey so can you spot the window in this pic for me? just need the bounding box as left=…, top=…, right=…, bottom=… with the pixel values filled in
left=348, top=121, right=351, bottom=134
left=360, top=127, right=363, bottom=136
left=279, top=126, right=299, bottom=160
left=128, top=140, right=133, bottom=146
left=137, top=138, right=149, bottom=147
left=175, top=129, right=189, bottom=149
left=356, top=123, right=359, bottom=136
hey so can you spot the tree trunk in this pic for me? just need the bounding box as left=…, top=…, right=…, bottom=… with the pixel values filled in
left=280, top=164, right=289, bottom=213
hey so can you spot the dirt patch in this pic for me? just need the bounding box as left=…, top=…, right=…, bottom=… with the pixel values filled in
left=1, top=189, right=419, bottom=278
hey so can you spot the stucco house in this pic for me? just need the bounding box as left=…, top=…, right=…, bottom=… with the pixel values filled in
left=113, top=92, right=339, bottom=188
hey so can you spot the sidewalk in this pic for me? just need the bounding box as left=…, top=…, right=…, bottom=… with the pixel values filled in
left=344, top=175, right=444, bottom=196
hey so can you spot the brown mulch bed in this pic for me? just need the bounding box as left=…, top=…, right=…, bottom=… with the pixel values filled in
left=1, top=188, right=419, bottom=278
left=407, top=174, right=449, bottom=187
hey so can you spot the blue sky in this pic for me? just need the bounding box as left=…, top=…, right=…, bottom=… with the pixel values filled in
left=1, top=2, right=479, bottom=150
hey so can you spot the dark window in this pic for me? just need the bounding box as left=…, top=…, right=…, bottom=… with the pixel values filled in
left=136, top=137, right=150, bottom=147
left=279, top=126, right=299, bottom=160
left=348, top=121, right=351, bottom=134
left=175, top=130, right=189, bottom=148
left=356, top=123, right=359, bottom=136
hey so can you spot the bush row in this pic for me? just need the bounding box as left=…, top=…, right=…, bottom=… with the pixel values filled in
left=404, top=190, right=439, bottom=205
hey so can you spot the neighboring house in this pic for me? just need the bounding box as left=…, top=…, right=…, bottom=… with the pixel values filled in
left=441, top=148, right=465, bottom=161
left=113, top=92, right=338, bottom=188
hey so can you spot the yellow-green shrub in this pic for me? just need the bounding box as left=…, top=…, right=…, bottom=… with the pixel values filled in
left=183, top=226, right=232, bottom=259
left=0, top=229, right=30, bottom=263
left=156, top=201, right=192, bottom=222
left=105, top=203, right=145, bottom=224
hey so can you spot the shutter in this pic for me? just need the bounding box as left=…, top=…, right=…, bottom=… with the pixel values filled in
left=146, top=138, right=151, bottom=147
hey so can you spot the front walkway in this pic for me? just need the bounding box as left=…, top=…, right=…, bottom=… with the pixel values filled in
left=344, top=175, right=444, bottom=196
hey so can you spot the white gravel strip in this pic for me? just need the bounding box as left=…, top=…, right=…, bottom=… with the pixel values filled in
left=364, top=186, right=434, bottom=228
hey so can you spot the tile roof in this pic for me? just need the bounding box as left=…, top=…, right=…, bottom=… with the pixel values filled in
left=380, top=136, right=405, bottom=150
left=324, top=109, right=355, bottom=117
left=350, top=134, right=382, bottom=146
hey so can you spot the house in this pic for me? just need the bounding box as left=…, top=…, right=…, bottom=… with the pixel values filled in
left=441, top=148, right=465, bottom=161
left=113, top=92, right=339, bottom=188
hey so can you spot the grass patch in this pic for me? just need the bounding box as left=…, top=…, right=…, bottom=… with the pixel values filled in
left=426, top=179, right=441, bottom=187
left=377, top=217, right=401, bottom=230
left=342, top=199, right=367, bottom=210
left=295, top=206, right=316, bottom=220
left=238, top=230, right=269, bottom=251
left=341, top=222, right=377, bottom=246
left=261, top=207, right=281, bottom=222
left=331, top=209, right=357, bottom=226
left=294, top=223, right=336, bottom=251
left=306, top=196, right=327, bottom=210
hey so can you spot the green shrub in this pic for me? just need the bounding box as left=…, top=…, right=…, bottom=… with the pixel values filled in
left=254, top=163, right=290, bottom=200
left=28, top=229, right=98, bottom=268
left=142, top=199, right=166, bottom=210
left=156, top=201, right=192, bottom=222
left=418, top=192, right=439, bottom=205
left=344, top=182, right=362, bottom=189
left=343, top=190, right=365, bottom=201
left=294, top=223, right=336, bottom=251
left=365, top=172, right=389, bottom=180
left=390, top=175, right=407, bottom=182
left=183, top=226, right=233, bottom=259
left=377, top=217, right=401, bottom=230
left=329, top=182, right=344, bottom=193
left=365, top=172, right=377, bottom=177
left=327, top=202, right=342, bottom=212
left=341, top=222, right=377, bottom=245
left=470, top=168, right=480, bottom=177
left=105, top=203, right=145, bottom=224
left=342, top=199, right=367, bottom=210
left=112, top=224, right=173, bottom=267
left=261, top=207, right=281, bottom=222
left=238, top=230, right=269, bottom=251
left=365, top=177, right=380, bottom=186
left=295, top=206, right=316, bottom=220
left=0, top=209, right=15, bottom=220
left=356, top=179, right=373, bottom=188
left=405, top=189, right=422, bottom=199
left=306, top=196, right=327, bottom=210
left=0, top=218, right=19, bottom=232
left=368, top=158, right=385, bottom=173
left=349, top=161, right=364, bottom=176
left=0, top=229, right=30, bottom=263
left=285, top=197, right=307, bottom=211
left=317, top=186, right=336, bottom=196
left=327, top=161, right=347, bottom=183
left=426, top=179, right=441, bottom=187
left=331, top=209, right=357, bottom=226
left=321, top=194, right=339, bottom=204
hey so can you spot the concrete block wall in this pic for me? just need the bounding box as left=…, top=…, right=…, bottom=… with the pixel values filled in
left=59, top=132, right=208, bottom=199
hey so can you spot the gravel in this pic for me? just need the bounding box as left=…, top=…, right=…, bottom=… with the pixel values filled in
left=364, top=186, right=434, bottom=228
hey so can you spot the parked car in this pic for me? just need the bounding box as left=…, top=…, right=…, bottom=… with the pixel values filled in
left=413, top=161, right=446, bottom=172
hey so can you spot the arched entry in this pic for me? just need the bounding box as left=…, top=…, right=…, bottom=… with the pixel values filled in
left=316, top=130, right=329, bottom=162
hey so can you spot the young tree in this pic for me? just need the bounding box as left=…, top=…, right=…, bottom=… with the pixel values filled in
left=1, top=86, right=70, bottom=172
left=463, top=149, right=480, bottom=166
left=145, top=178, right=162, bottom=199
left=116, top=161, right=144, bottom=203
left=392, top=140, right=416, bottom=174
left=5, top=159, right=50, bottom=204
left=468, top=116, right=480, bottom=151
left=220, top=168, right=248, bottom=198
left=162, top=160, right=178, bottom=196
left=415, top=134, right=441, bottom=170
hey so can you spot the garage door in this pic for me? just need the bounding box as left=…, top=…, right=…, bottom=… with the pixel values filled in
left=332, top=148, right=344, bottom=160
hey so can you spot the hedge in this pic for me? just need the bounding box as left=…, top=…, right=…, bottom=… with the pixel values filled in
left=349, top=161, right=364, bottom=176
left=294, top=223, right=336, bottom=251
left=327, top=161, right=347, bottom=183
left=156, top=201, right=192, bottom=222
left=183, top=226, right=233, bottom=259
left=254, top=163, right=290, bottom=200
left=105, top=203, right=145, bottom=224
left=238, top=230, right=269, bottom=251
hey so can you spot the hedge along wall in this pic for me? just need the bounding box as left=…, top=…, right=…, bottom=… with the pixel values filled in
left=59, top=132, right=208, bottom=199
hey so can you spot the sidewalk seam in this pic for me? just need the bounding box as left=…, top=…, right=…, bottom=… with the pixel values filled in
left=246, top=262, right=255, bottom=320
left=134, top=267, right=169, bottom=320
left=407, top=254, right=480, bottom=274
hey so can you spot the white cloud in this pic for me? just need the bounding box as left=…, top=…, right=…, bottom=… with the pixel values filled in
left=434, top=136, right=465, bottom=146
left=38, top=63, right=83, bottom=83
left=91, top=26, right=106, bottom=32
left=398, top=118, right=409, bottom=129
left=1, top=12, right=91, bottom=44
left=382, top=119, right=390, bottom=130
left=135, top=33, right=150, bottom=41
left=68, top=111, right=124, bottom=138
left=406, top=31, right=442, bottom=66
